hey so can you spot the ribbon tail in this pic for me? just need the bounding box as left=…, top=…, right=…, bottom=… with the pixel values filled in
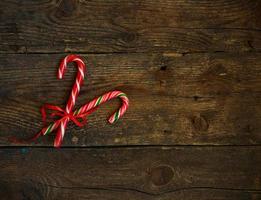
left=30, top=131, right=43, bottom=142
left=8, top=129, right=43, bottom=145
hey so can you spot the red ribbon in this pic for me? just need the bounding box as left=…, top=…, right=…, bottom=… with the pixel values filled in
left=41, top=104, right=89, bottom=128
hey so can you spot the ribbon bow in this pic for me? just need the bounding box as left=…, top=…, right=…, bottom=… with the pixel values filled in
left=31, top=55, right=129, bottom=147
left=41, top=103, right=96, bottom=128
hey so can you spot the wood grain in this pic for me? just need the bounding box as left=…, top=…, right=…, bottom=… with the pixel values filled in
left=0, top=146, right=260, bottom=199
left=0, top=0, right=261, bottom=53
left=0, top=1, right=260, bottom=199
left=0, top=53, right=260, bottom=146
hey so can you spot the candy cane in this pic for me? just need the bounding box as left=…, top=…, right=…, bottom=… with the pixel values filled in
left=26, top=55, right=129, bottom=147
left=75, top=90, right=129, bottom=124
left=54, top=55, right=86, bottom=147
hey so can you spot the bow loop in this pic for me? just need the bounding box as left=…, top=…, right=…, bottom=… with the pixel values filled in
left=40, top=104, right=65, bottom=127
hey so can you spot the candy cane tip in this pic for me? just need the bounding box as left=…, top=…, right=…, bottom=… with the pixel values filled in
left=108, top=118, right=115, bottom=124
left=54, top=140, right=61, bottom=148
left=57, top=71, right=64, bottom=79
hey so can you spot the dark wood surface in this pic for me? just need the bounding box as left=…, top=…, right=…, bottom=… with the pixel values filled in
left=0, top=53, right=260, bottom=146
left=1, top=0, right=261, bottom=53
left=1, top=146, right=261, bottom=200
left=0, top=0, right=260, bottom=199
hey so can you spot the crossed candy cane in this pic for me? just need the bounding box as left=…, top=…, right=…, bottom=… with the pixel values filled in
left=33, top=55, right=129, bottom=147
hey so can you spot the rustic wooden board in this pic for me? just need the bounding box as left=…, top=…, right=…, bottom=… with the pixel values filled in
left=0, top=0, right=261, bottom=53
left=0, top=53, right=260, bottom=146
left=0, top=146, right=260, bottom=199
left=0, top=1, right=260, bottom=199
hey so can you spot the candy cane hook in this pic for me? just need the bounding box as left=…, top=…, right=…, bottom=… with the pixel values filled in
left=58, top=54, right=86, bottom=113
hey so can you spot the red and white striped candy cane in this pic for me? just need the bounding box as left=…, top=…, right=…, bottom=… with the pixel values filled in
left=54, top=55, right=86, bottom=147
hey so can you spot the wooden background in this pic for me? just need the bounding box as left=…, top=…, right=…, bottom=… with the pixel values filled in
left=0, top=0, right=261, bottom=199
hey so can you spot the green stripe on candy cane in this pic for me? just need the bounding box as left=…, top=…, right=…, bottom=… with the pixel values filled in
left=113, top=110, right=120, bottom=123
left=118, top=93, right=127, bottom=97
left=74, top=107, right=82, bottom=115
left=95, top=96, right=103, bottom=106
left=43, top=123, right=55, bottom=135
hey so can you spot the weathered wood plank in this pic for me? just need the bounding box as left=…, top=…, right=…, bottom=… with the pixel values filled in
left=0, top=146, right=260, bottom=199
left=0, top=0, right=261, bottom=53
left=0, top=53, right=260, bottom=146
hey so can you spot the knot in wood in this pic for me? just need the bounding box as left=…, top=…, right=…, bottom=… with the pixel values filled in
left=149, top=165, right=174, bottom=186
